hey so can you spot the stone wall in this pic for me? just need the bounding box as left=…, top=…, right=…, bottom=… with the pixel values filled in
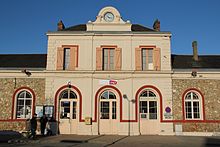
left=0, top=78, right=45, bottom=131
left=172, top=79, right=220, bottom=132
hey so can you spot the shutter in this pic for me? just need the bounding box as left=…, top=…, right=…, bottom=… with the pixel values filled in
left=69, top=47, right=76, bottom=70
left=153, top=48, right=161, bottom=70
left=115, top=47, right=122, bottom=70
left=96, top=47, right=102, bottom=70
left=75, top=47, right=78, bottom=67
left=56, top=47, right=64, bottom=70
left=135, top=47, right=142, bottom=70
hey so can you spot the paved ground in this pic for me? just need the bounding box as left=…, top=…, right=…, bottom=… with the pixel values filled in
left=1, top=133, right=220, bottom=147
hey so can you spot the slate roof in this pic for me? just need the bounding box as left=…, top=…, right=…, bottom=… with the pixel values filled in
left=61, top=24, right=155, bottom=32
left=0, top=54, right=47, bottom=68
left=0, top=54, right=220, bottom=69
left=171, top=55, right=220, bottom=69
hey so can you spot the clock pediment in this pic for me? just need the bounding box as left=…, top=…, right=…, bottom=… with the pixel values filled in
left=86, top=6, right=131, bottom=31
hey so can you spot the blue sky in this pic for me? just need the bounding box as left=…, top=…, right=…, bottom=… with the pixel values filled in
left=0, top=0, right=219, bottom=55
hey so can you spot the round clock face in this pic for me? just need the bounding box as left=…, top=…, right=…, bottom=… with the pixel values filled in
left=104, top=12, right=114, bottom=22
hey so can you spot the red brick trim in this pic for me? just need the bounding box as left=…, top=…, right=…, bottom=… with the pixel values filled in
left=94, top=85, right=123, bottom=122
left=135, top=85, right=163, bottom=122
left=54, top=85, right=83, bottom=122
left=182, top=88, right=206, bottom=121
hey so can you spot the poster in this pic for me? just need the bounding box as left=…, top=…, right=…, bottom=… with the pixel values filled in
left=35, top=105, right=43, bottom=118
left=44, top=106, right=54, bottom=118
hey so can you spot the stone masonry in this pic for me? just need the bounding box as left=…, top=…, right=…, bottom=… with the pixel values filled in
left=0, top=78, right=45, bottom=131
left=172, top=79, right=220, bottom=132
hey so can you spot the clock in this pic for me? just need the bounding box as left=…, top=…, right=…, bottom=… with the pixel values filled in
left=104, top=12, right=114, bottom=22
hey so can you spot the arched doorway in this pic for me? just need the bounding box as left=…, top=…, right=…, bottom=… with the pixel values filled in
left=58, top=88, right=78, bottom=134
left=99, top=90, right=118, bottom=134
left=138, top=88, right=160, bottom=134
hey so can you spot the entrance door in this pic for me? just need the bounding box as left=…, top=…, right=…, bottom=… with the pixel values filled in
left=59, top=89, right=78, bottom=134
left=99, top=90, right=118, bottom=134
left=139, top=89, right=159, bottom=134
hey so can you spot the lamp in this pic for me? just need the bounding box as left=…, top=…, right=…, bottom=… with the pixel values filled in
left=21, top=69, right=31, bottom=77
left=67, top=81, right=71, bottom=88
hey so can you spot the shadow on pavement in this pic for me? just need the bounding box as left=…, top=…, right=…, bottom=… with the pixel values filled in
left=60, top=135, right=104, bottom=143
left=0, top=130, right=23, bottom=143
left=205, top=137, right=220, bottom=147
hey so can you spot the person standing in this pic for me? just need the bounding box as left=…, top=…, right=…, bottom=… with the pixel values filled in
left=30, top=113, right=37, bottom=139
left=40, top=114, right=48, bottom=136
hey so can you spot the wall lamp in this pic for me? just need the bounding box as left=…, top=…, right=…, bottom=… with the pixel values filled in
left=21, top=69, right=31, bottom=77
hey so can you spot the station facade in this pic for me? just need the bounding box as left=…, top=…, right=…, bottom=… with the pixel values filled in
left=0, top=6, right=220, bottom=136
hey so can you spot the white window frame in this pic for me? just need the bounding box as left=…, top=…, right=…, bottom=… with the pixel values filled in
left=63, top=48, right=70, bottom=70
left=103, top=48, right=115, bottom=70
left=15, top=90, right=33, bottom=119
left=139, top=89, right=158, bottom=120
left=59, top=89, right=77, bottom=119
left=100, top=90, right=117, bottom=119
left=142, top=48, right=154, bottom=70
left=184, top=91, right=203, bottom=120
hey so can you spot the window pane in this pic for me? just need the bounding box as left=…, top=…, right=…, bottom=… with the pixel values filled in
left=60, top=90, right=68, bottom=99
left=72, top=102, right=77, bottom=119
left=60, top=101, right=70, bottom=119
left=70, top=91, right=77, bottom=99
left=103, top=48, right=115, bottom=70
left=100, top=102, right=109, bottom=119
left=148, top=49, right=153, bottom=64
left=193, top=93, right=199, bottom=99
left=149, top=101, right=157, bottom=119
left=109, top=92, right=116, bottom=99
left=139, top=101, right=148, bottom=113
left=193, top=102, right=200, bottom=118
left=185, top=102, right=192, bottom=119
left=149, top=91, right=156, bottom=97
left=64, top=48, right=70, bottom=70
left=112, top=101, right=116, bottom=119
left=17, top=100, right=24, bottom=105
left=101, top=91, right=108, bottom=99
left=25, top=100, right=32, bottom=106
left=26, top=92, right=32, bottom=98
left=18, top=91, right=25, bottom=98
left=142, top=49, right=147, bottom=70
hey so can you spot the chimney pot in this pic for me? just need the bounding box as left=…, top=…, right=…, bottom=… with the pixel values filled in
left=153, top=19, right=160, bottom=31
left=192, top=41, right=198, bottom=61
left=57, top=20, right=65, bottom=31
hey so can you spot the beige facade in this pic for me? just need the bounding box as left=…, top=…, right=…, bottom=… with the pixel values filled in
left=0, top=6, right=219, bottom=136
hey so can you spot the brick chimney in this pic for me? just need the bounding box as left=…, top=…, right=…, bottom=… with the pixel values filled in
left=192, top=41, right=198, bottom=61
left=153, top=19, right=160, bottom=31
left=57, top=20, right=65, bottom=31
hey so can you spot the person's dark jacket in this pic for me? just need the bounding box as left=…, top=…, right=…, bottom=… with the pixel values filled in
left=30, top=117, right=37, bottom=130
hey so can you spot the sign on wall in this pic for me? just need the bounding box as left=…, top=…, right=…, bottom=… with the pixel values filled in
left=164, top=106, right=173, bottom=119
left=35, top=105, right=43, bottom=118
left=99, top=80, right=118, bottom=85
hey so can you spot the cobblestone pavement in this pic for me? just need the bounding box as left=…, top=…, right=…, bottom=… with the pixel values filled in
left=1, top=134, right=220, bottom=147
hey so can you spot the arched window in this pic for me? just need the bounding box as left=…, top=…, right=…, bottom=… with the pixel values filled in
left=59, top=89, right=77, bottom=99
left=16, top=90, right=33, bottom=119
left=100, top=90, right=117, bottom=119
left=184, top=91, right=202, bottom=119
left=139, top=89, right=157, bottom=119
left=59, top=89, right=77, bottom=119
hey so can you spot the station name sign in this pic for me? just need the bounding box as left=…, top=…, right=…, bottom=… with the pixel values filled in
left=99, top=80, right=118, bottom=85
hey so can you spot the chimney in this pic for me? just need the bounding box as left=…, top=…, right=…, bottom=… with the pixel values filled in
left=153, top=19, right=160, bottom=31
left=57, top=20, right=65, bottom=31
left=192, top=41, right=198, bottom=61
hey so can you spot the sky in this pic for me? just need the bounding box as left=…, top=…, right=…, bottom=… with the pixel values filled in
left=0, top=0, right=220, bottom=55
